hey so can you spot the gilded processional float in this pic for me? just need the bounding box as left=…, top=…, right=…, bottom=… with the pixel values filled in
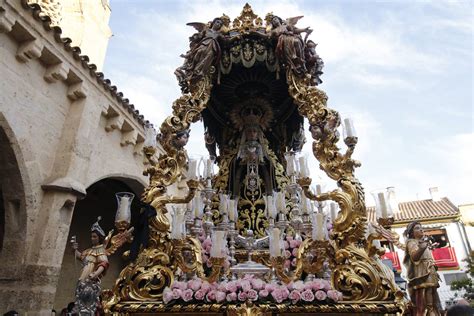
left=104, top=4, right=410, bottom=315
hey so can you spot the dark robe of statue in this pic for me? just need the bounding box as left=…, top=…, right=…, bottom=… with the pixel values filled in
left=230, top=125, right=276, bottom=199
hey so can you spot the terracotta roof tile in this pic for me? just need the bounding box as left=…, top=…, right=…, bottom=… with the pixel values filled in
left=367, top=197, right=459, bottom=223
left=20, top=0, right=148, bottom=127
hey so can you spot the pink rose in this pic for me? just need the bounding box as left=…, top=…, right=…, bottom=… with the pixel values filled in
left=202, top=237, right=212, bottom=248
left=327, top=290, right=339, bottom=302
left=205, top=245, right=212, bottom=253
left=271, top=289, right=284, bottom=303
left=217, top=281, right=227, bottom=292
left=284, top=250, right=292, bottom=258
left=225, top=281, right=238, bottom=293
left=259, top=289, right=269, bottom=298
left=172, top=288, right=182, bottom=300
left=286, top=235, right=294, bottom=241
left=322, top=280, right=331, bottom=291
left=226, top=292, right=237, bottom=302
left=300, top=289, right=315, bottom=302
left=292, top=248, right=299, bottom=257
left=291, top=258, right=297, bottom=267
left=315, top=290, right=327, bottom=301
left=311, top=279, right=323, bottom=290
left=172, top=281, right=187, bottom=291
left=289, top=289, right=301, bottom=303
left=284, top=260, right=291, bottom=269
left=188, top=279, right=202, bottom=291
left=238, top=291, right=247, bottom=301
left=206, top=290, right=216, bottom=302
left=247, top=289, right=258, bottom=301
left=295, top=239, right=302, bottom=247
left=241, top=280, right=252, bottom=292
left=280, top=287, right=289, bottom=300
left=292, top=280, right=305, bottom=291
left=265, top=283, right=277, bottom=292
left=251, top=278, right=265, bottom=291
left=201, top=282, right=211, bottom=293
left=215, top=291, right=226, bottom=303
left=163, top=287, right=173, bottom=304
left=194, top=289, right=206, bottom=300
left=182, top=289, right=193, bottom=302
left=284, top=240, right=290, bottom=249
left=289, top=239, right=299, bottom=249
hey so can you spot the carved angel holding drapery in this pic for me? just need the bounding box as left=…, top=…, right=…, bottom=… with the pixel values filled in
left=175, top=16, right=236, bottom=92
left=254, top=14, right=312, bottom=75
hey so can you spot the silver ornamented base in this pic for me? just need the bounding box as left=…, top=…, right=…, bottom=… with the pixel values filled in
left=230, top=260, right=270, bottom=279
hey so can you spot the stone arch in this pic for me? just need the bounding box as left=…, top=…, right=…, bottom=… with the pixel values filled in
left=54, top=176, right=145, bottom=310
left=0, top=113, right=30, bottom=278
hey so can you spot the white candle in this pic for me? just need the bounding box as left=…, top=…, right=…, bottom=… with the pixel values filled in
left=315, top=184, right=322, bottom=195
left=119, top=196, right=129, bottom=213
left=276, top=191, right=286, bottom=214
left=205, top=159, right=213, bottom=178
left=377, top=192, right=389, bottom=218
left=311, top=213, right=317, bottom=240
left=228, top=199, right=235, bottom=222
left=343, top=118, right=356, bottom=138
left=298, top=156, right=309, bottom=177
left=116, top=196, right=131, bottom=223
left=171, top=206, right=185, bottom=239
left=315, top=213, right=325, bottom=240
left=211, top=231, right=226, bottom=257
left=219, top=193, right=229, bottom=216
left=301, top=195, right=310, bottom=214
left=269, top=194, right=277, bottom=219
left=194, top=195, right=203, bottom=219
left=285, top=153, right=296, bottom=175
left=269, top=228, right=281, bottom=257
left=188, top=159, right=198, bottom=179
left=143, top=124, right=156, bottom=147
left=187, top=200, right=195, bottom=220
left=329, top=202, right=338, bottom=221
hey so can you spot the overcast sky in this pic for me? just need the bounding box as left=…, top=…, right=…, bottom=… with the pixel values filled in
left=103, top=0, right=473, bottom=206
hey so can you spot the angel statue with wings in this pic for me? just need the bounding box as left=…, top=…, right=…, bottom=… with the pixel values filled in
left=262, top=14, right=312, bottom=75
left=175, top=16, right=236, bottom=91
left=71, top=217, right=133, bottom=315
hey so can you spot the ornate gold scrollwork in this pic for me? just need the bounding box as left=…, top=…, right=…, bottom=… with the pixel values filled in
left=106, top=5, right=409, bottom=313
left=105, top=77, right=212, bottom=311
left=287, top=71, right=406, bottom=310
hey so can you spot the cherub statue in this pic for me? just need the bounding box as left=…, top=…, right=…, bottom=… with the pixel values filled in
left=403, top=221, right=442, bottom=316
left=259, top=14, right=312, bottom=75
left=172, top=129, right=190, bottom=149
left=175, top=16, right=235, bottom=92
left=304, top=40, right=324, bottom=85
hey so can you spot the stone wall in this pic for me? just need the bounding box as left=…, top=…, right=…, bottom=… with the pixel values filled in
left=0, top=0, right=151, bottom=314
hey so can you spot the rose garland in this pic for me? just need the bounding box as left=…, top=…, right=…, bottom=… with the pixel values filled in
left=163, top=274, right=342, bottom=305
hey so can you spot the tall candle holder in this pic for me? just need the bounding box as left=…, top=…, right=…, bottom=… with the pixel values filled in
left=201, top=184, right=216, bottom=238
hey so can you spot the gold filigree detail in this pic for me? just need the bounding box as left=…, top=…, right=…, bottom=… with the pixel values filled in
left=231, top=3, right=263, bottom=32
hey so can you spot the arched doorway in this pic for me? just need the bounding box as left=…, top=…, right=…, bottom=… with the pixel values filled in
left=54, top=177, right=144, bottom=310
left=0, top=120, right=27, bottom=279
